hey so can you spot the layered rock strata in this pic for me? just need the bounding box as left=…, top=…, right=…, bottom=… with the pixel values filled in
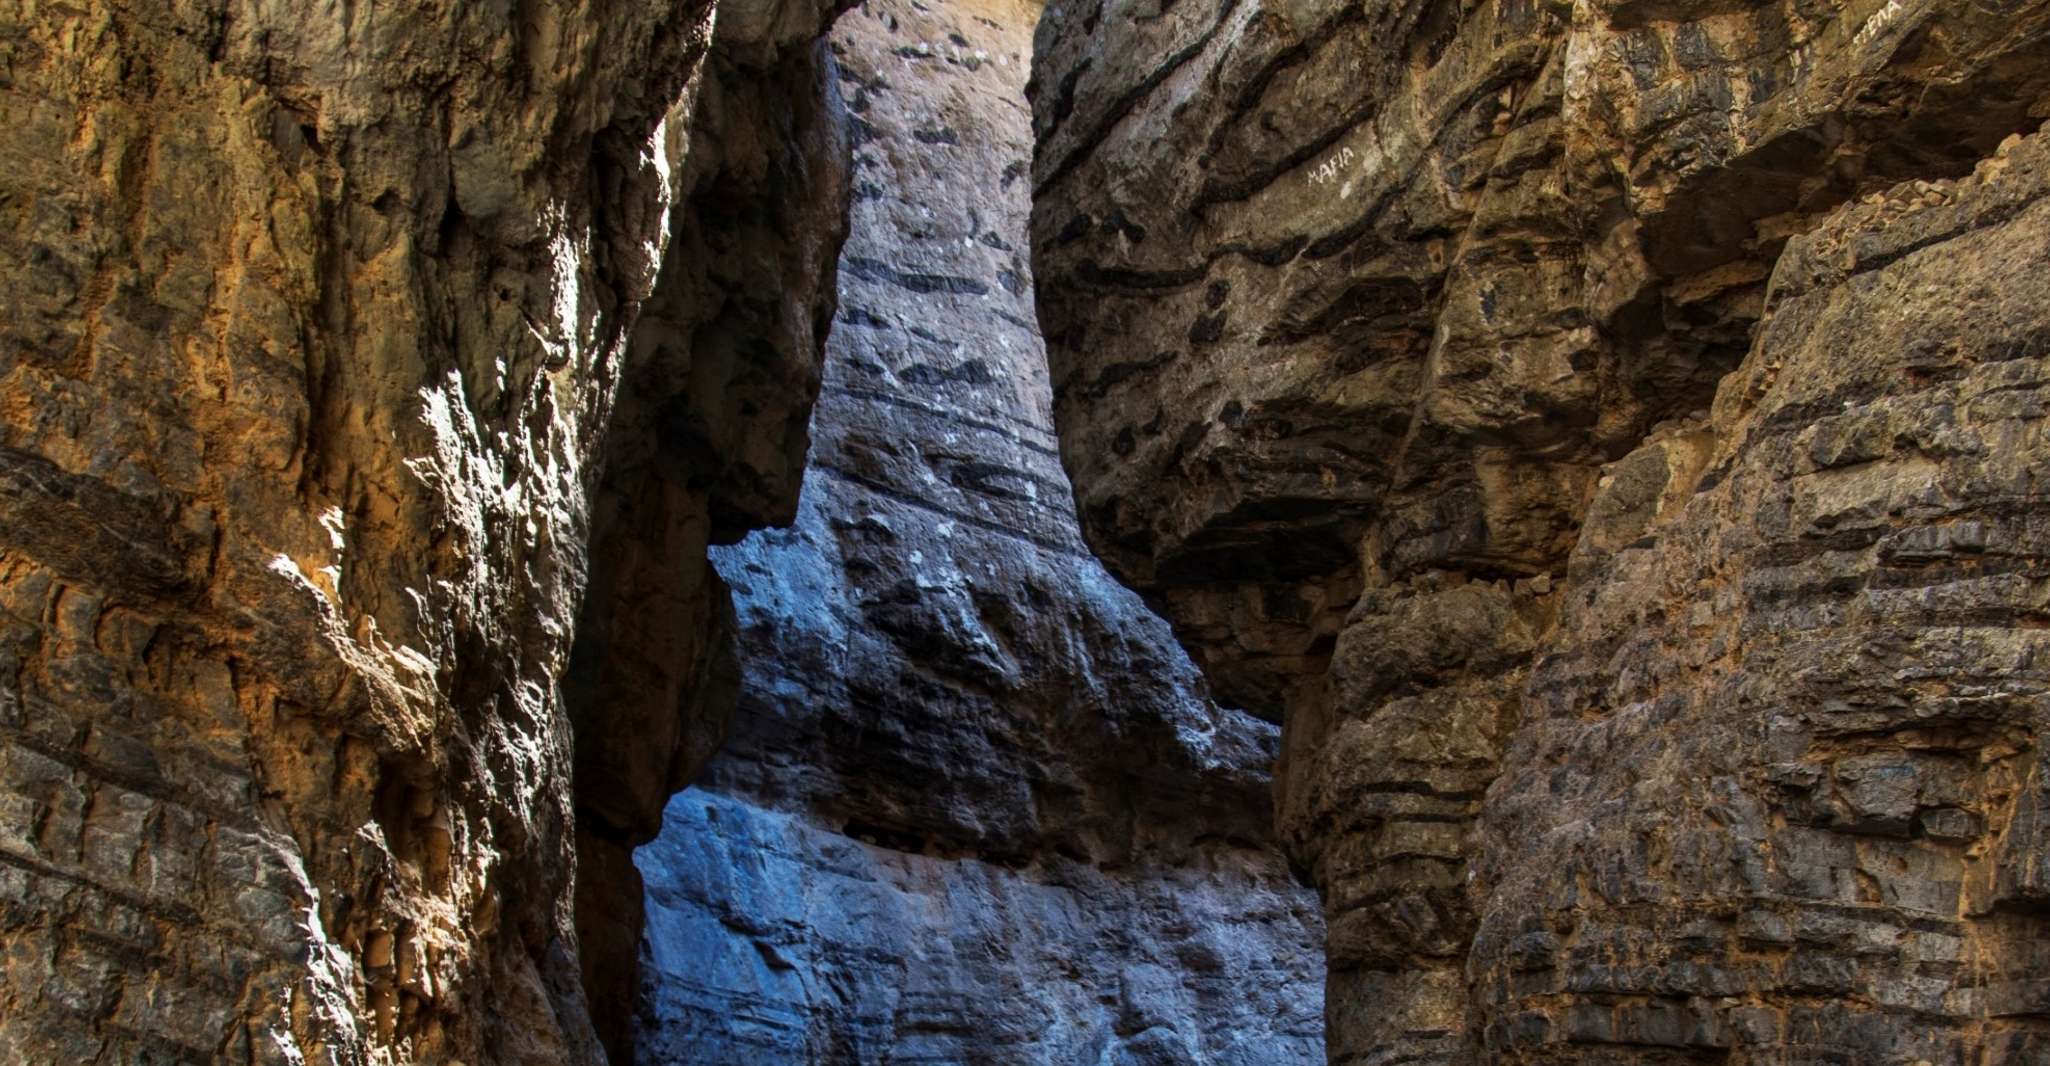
left=1031, top=0, right=2050, bottom=1060
left=0, top=2, right=842, bottom=1062
left=632, top=0, right=1327, bottom=1060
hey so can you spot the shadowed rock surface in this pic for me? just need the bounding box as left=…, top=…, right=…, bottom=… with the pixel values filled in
left=633, top=0, right=1326, bottom=1061
left=1031, top=0, right=2050, bottom=1060
left=0, top=1, right=842, bottom=1062
left=564, top=12, right=850, bottom=1060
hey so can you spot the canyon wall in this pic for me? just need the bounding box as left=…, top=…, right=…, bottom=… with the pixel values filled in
left=1031, top=0, right=2050, bottom=1061
left=0, top=2, right=842, bottom=1062
left=632, top=0, right=1327, bottom=1061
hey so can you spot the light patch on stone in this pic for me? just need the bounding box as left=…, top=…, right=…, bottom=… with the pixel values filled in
left=320, top=506, right=347, bottom=550
left=268, top=831, right=366, bottom=1066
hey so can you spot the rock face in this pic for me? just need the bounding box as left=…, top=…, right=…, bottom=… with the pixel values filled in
left=1032, top=0, right=2050, bottom=1060
left=632, top=0, right=1327, bottom=1061
left=0, top=2, right=842, bottom=1063
left=1474, top=132, right=2050, bottom=1064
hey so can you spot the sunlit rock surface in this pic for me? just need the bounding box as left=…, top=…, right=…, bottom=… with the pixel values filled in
left=633, top=0, right=1326, bottom=1060
left=0, top=1, right=843, bottom=1062
left=1031, top=0, right=2050, bottom=1059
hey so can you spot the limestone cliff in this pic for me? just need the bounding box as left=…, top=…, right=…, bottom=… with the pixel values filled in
left=632, top=0, right=1327, bottom=1061
left=0, top=2, right=843, bottom=1063
left=1031, top=0, right=2050, bottom=1059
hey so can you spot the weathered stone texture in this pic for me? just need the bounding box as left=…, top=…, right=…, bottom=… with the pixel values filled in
left=637, top=790, right=1323, bottom=1064
left=632, top=0, right=1327, bottom=1060
left=0, top=1, right=842, bottom=1063
left=1031, top=0, right=2050, bottom=1059
left=1473, top=132, right=2050, bottom=1061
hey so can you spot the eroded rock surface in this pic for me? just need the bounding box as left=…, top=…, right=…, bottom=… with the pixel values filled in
left=1032, top=0, right=2050, bottom=1059
left=633, top=0, right=1326, bottom=1060
left=0, top=2, right=842, bottom=1063
left=1473, top=128, right=2050, bottom=1065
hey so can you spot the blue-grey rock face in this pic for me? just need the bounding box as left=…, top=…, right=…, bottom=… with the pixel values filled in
left=638, top=793, right=1321, bottom=1064
left=631, top=0, right=1325, bottom=1060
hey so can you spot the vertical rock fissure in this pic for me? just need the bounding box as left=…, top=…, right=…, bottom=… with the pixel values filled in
left=629, top=1, right=1329, bottom=1061
left=564, top=17, right=852, bottom=1061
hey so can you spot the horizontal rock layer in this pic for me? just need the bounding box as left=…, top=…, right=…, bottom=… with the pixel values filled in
left=633, top=0, right=1326, bottom=1060
left=639, top=791, right=1321, bottom=1064
left=1471, top=124, right=2050, bottom=1066
left=1030, top=0, right=2050, bottom=1060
